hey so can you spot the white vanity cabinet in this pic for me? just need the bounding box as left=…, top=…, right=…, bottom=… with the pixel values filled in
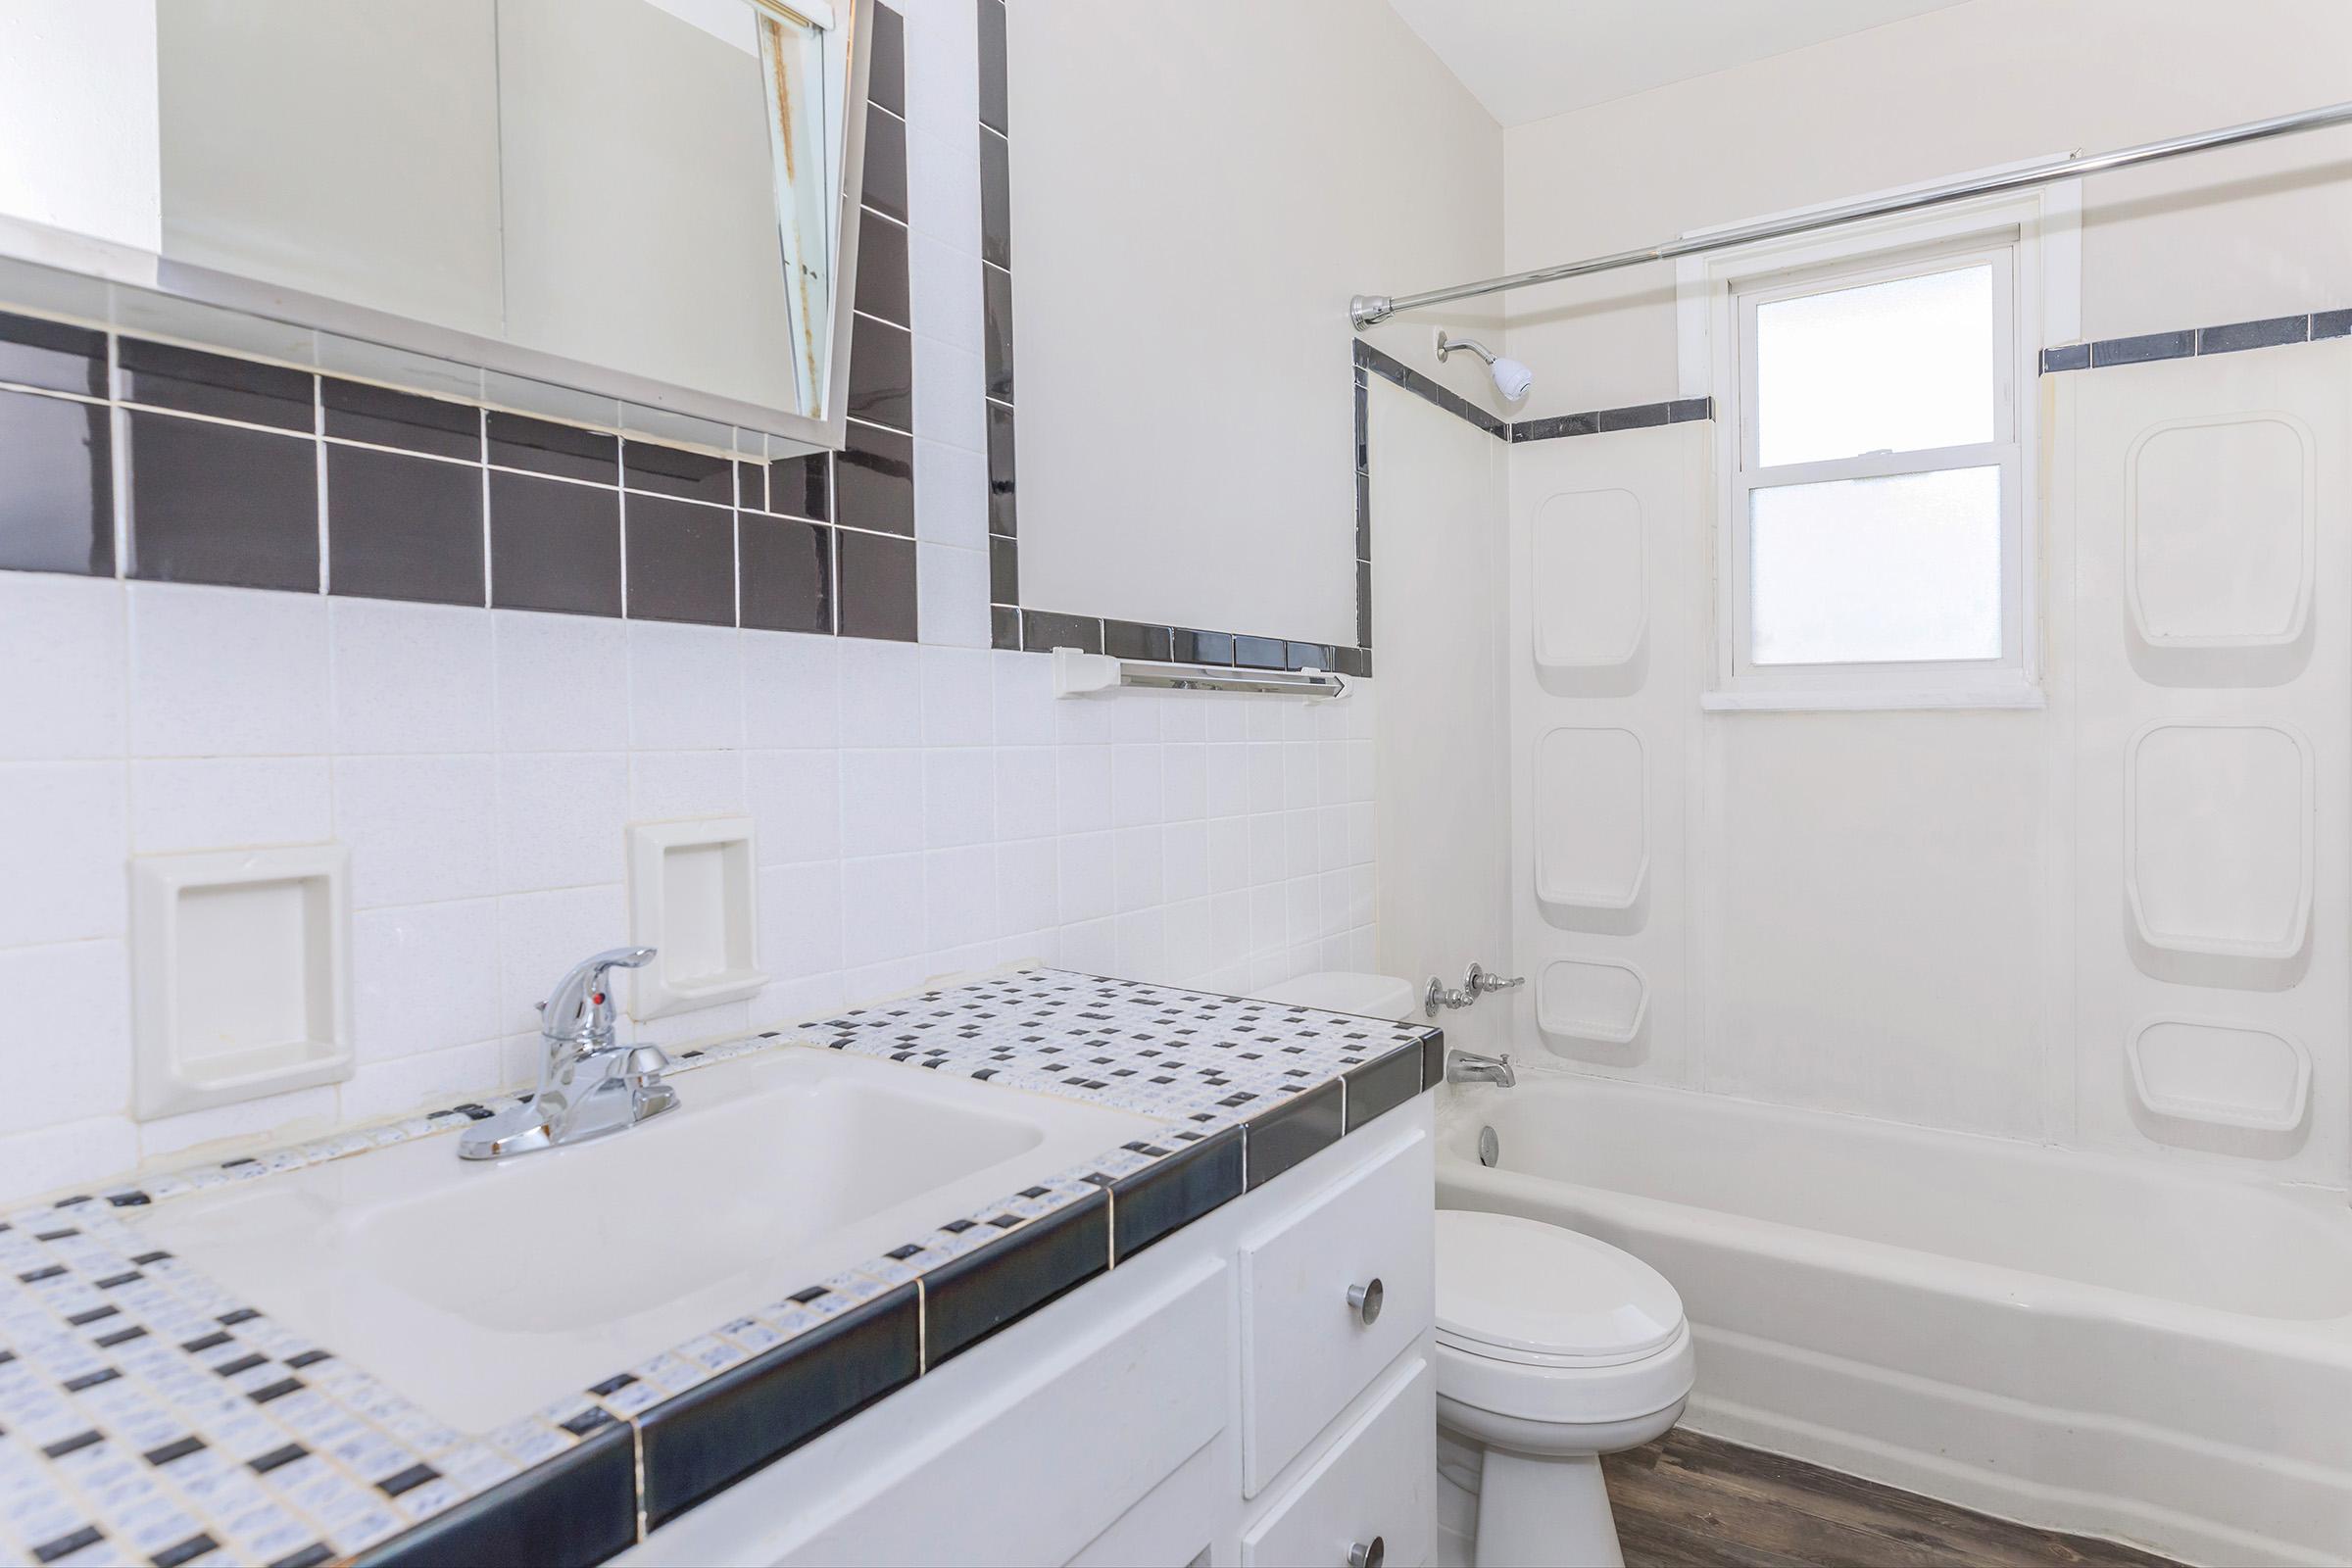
left=626, top=1102, right=1437, bottom=1568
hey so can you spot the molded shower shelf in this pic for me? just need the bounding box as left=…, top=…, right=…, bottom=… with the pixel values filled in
left=1532, top=725, right=1648, bottom=929
left=2125, top=410, right=2316, bottom=653
left=2129, top=1017, right=2310, bottom=1132
left=1531, top=486, right=1647, bottom=672
left=1535, top=957, right=1649, bottom=1051
left=2123, top=721, right=2313, bottom=964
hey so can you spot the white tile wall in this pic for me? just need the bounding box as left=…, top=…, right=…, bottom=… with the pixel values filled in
left=0, top=0, right=1379, bottom=1200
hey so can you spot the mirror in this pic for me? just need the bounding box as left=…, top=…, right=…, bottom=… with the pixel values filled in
left=150, top=0, right=868, bottom=445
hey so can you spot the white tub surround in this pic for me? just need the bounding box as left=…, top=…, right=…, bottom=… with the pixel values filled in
left=0, top=971, right=1440, bottom=1566
left=1436, top=1076, right=2352, bottom=1565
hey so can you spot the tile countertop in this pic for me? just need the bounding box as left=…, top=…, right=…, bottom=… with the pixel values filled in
left=0, top=970, right=1443, bottom=1568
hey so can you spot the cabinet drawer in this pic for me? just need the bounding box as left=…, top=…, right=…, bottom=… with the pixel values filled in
left=1243, top=1357, right=1434, bottom=1568
left=1238, top=1127, right=1433, bottom=1494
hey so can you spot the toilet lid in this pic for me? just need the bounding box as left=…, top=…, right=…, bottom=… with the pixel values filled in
left=1437, top=1210, right=1686, bottom=1365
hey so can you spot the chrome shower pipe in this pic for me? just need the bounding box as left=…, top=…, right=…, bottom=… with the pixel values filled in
left=1348, top=99, right=2352, bottom=330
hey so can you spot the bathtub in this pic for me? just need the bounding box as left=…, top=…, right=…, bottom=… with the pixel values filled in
left=1435, top=1073, right=2352, bottom=1565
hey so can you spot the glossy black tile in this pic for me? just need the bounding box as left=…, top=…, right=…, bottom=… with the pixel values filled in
left=641, top=1286, right=918, bottom=1529
left=982, top=266, right=1016, bottom=404
left=925, top=1194, right=1107, bottom=1365
left=1354, top=469, right=1370, bottom=561
left=1287, top=640, right=1336, bottom=672
left=126, top=411, right=317, bottom=592
left=734, top=460, right=765, bottom=514
left=1103, top=619, right=1171, bottom=662
left=1353, top=380, right=1369, bottom=470
left=769, top=451, right=832, bottom=522
left=848, top=317, right=913, bottom=432
left=979, top=129, right=1012, bottom=271
left=624, top=493, right=735, bottom=626
left=862, top=103, right=908, bottom=224
left=854, top=209, right=910, bottom=328
left=977, top=0, right=1008, bottom=134
left=836, top=528, right=918, bottom=641
left=1513, top=411, right=1598, bottom=442
left=326, top=444, right=484, bottom=607
left=2038, top=343, right=2092, bottom=373
left=741, top=514, right=833, bottom=634
left=1333, top=645, right=1370, bottom=679
left=1111, top=1128, right=1242, bottom=1263
left=986, top=401, right=1017, bottom=537
left=836, top=420, right=913, bottom=535
left=1020, top=609, right=1100, bottom=654
left=2198, top=315, right=2308, bottom=355
left=1667, top=397, right=1714, bottom=423
left=0, top=388, right=113, bottom=577
left=1344, top=1043, right=1423, bottom=1132
left=1172, top=628, right=1233, bottom=666
left=989, top=534, right=1018, bottom=605
left=486, top=413, right=617, bottom=485
left=867, top=2, right=906, bottom=117
left=1357, top=564, right=1372, bottom=648
left=623, top=440, right=733, bottom=505
left=1234, top=635, right=1285, bottom=670
left=489, top=470, right=622, bottom=618
left=1419, top=1028, right=1446, bottom=1094
left=321, top=380, right=479, bottom=461
left=120, top=339, right=313, bottom=431
left=1244, top=1080, right=1343, bottom=1190
left=991, top=605, right=1021, bottom=649
left=2091, top=329, right=2194, bottom=368
left=1596, top=402, right=1672, bottom=432
left=2315, top=309, right=2352, bottom=342
left=350, top=1421, right=635, bottom=1568
left=0, top=311, right=106, bottom=398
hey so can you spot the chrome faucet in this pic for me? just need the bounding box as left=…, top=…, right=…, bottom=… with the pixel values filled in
left=1446, top=1050, right=1517, bottom=1089
left=458, top=947, right=679, bottom=1161
left=1425, top=961, right=1526, bottom=1018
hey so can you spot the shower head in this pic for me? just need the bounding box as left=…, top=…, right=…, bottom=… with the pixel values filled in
left=1435, top=329, right=1533, bottom=404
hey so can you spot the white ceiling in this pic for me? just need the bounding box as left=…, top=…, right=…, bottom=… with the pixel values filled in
left=1385, top=0, right=1971, bottom=128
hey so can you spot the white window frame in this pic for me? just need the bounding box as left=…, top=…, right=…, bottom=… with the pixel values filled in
left=1680, top=179, right=2077, bottom=711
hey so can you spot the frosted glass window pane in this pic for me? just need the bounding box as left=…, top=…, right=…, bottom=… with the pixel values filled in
left=1755, top=265, right=1994, bottom=466
left=1750, top=466, right=2001, bottom=665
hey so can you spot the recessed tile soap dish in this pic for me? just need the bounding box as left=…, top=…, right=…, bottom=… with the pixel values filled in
left=626, top=817, right=767, bottom=1020
left=131, top=846, right=354, bottom=1120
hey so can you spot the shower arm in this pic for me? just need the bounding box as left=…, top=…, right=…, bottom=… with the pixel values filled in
left=1348, top=98, right=2352, bottom=329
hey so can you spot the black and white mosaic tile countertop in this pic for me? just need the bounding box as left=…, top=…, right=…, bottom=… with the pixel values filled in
left=0, top=970, right=1442, bottom=1568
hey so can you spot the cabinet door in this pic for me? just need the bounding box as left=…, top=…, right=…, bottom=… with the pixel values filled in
left=1243, top=1358, right=1435, bottom=1568
left=157, top=0, right=506, bottom=339
left=1239, top=1127, right=1433, bottom=1494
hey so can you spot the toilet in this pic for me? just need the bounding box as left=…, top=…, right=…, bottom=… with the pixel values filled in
left=1436, top=1210, right=1692, bottom=1568
left=1251, top=972, right=1694, bottom=1566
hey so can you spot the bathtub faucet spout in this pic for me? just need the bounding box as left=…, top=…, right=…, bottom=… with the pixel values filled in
left=1446, top=1050, right=1517, bottom=1088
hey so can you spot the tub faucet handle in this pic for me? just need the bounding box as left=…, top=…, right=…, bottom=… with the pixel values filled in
left=1465, top=961, right=1524, bottom=997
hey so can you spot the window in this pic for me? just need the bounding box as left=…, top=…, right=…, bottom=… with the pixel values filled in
left=1693, top=190, right=2063, bottom=710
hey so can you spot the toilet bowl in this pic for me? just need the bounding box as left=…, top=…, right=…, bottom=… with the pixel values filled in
left=1436, top=1209, right=1694, bottom=1568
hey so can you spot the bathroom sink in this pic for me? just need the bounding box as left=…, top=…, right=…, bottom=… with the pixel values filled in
left=131, top=1044, right=1152, bottom=1433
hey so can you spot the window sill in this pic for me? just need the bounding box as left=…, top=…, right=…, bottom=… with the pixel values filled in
left=1700, top=684, right=2046, bottom=713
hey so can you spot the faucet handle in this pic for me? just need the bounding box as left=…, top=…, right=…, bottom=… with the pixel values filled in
left=617, top=1045, right=671, bottom=1088
left=1466, top=961, right=1525, bottom=997
left=539, top=947, right=658, bottom=1048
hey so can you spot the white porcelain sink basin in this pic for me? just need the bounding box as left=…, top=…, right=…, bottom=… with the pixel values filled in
left=131, top=1045, right=1152, bottom=1432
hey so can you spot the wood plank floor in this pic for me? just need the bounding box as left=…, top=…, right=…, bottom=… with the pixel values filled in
left=1600, top=1431, right=2184, bottom=1568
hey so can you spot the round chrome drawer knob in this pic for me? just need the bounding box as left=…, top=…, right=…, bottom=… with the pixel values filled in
left=1348, top=1536, right=1385, bottom=1568
left=1346, top=1277, right=1384, bottom=1327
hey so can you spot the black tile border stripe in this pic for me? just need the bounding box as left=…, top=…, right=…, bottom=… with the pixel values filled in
left=1352, top=339, right=1713, bottom=447
left=2040, top=306, right=2352, bottom=372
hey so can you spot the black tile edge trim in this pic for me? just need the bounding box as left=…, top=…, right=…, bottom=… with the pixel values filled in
left=2038, top=309, right=2352, bottom=371
left=1419, top=1026, right=1446, bottom=1094
left=1352, top=341, right=1507, bottom=440
left=1344, top=1041, right=1426, bottom=1133
left=1109, top=1126, right=1243, bottom=1264
left=1243, top=1079, right=1345, bottom=1191
left=923, top=1192, right=1109, bottom=1366
left=640, top=1284, right=919, bottom=1531
left=1510, top=398, right=1712, bottom=442
left=351, top=1420, right=636, bottom=1568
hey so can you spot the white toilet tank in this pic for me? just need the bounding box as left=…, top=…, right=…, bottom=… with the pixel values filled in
left=1250, top=970, right=1419, bottom=1022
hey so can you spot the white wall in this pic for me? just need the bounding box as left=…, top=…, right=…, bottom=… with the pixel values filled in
left=0, top=0, right=160, bottom=255
left=1499, top=0, right=2352, bottom=416
left=1494, top=0, right=2352, bottom=1188
left=1004, top=0, right=1506, bottom=647
left=1368, top=382, right=1511, bottom=1057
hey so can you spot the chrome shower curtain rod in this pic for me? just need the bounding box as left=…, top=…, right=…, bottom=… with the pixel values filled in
left=1348, top=99, right=2352, bottom=329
